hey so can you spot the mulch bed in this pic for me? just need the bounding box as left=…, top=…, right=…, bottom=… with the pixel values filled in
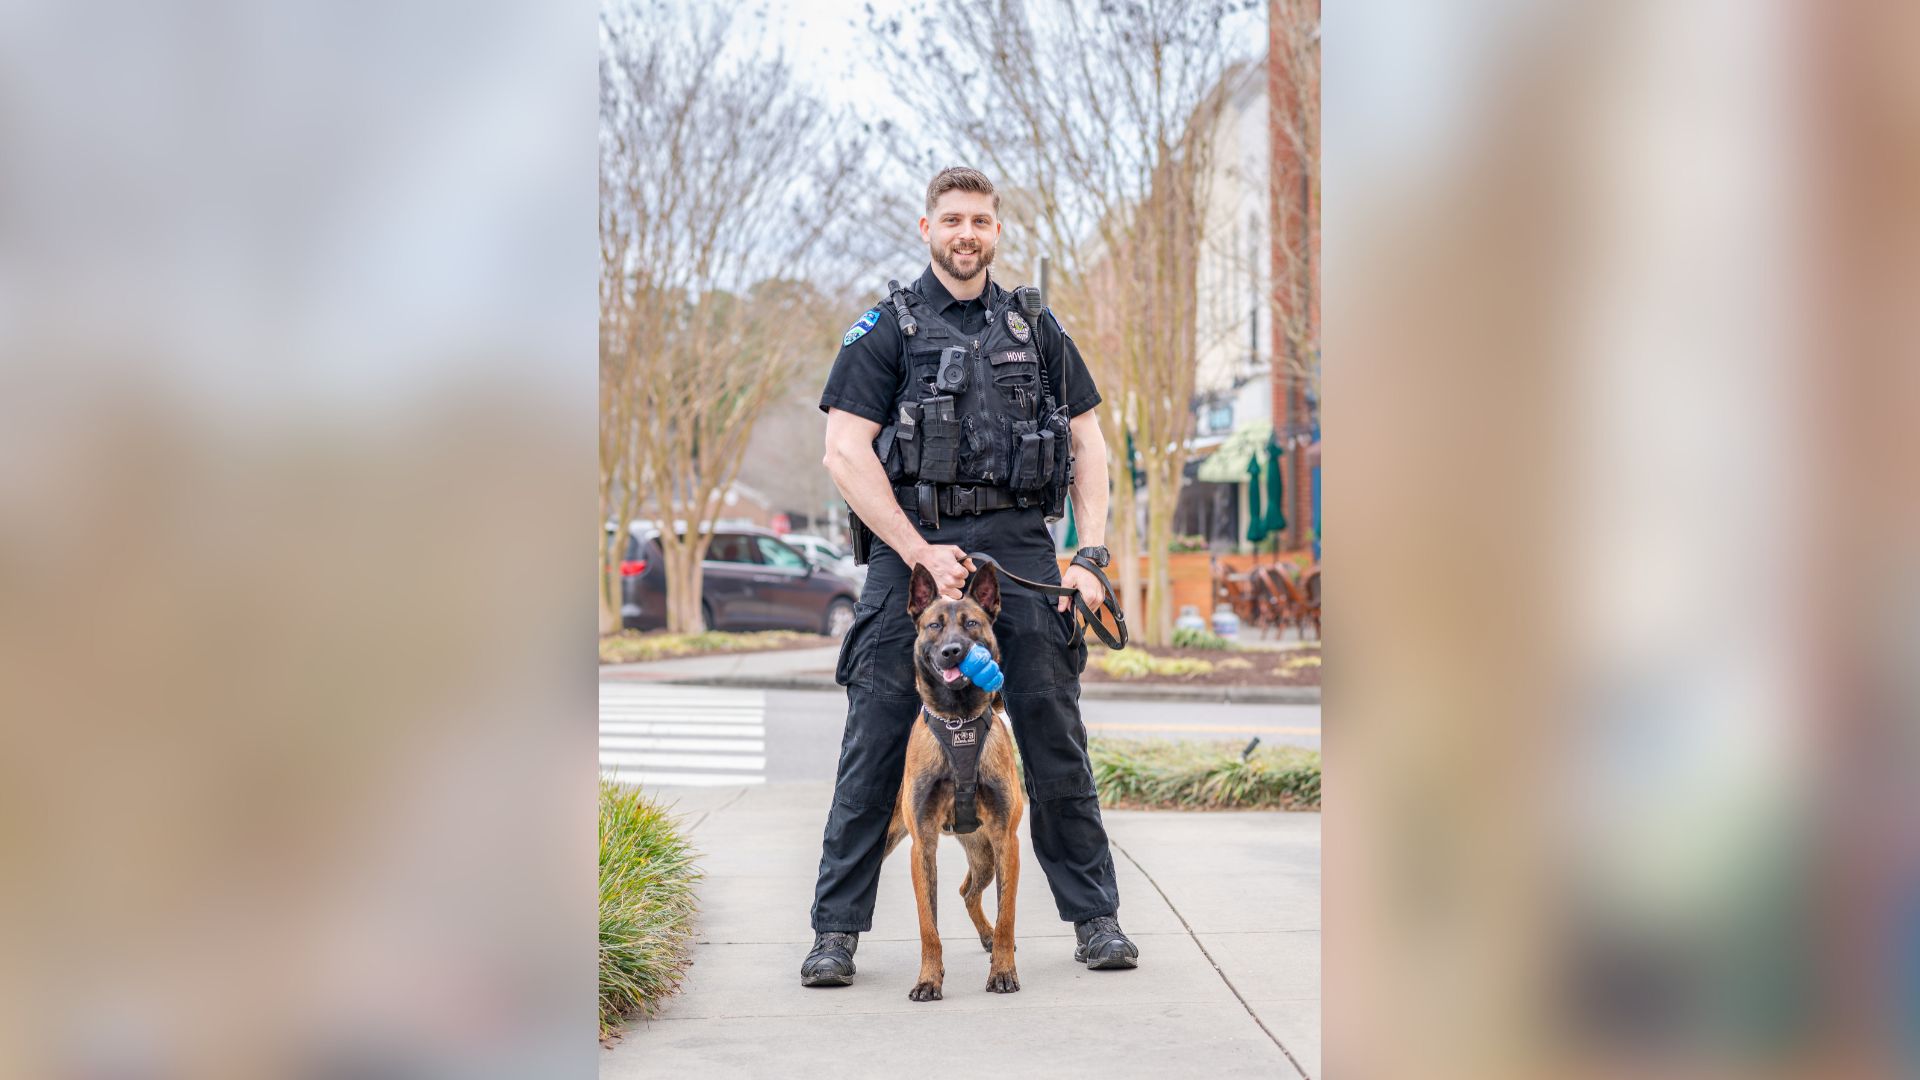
left=598, top=631, right=836, bottom=665
left=1080, top=642, right=1321, bottom=688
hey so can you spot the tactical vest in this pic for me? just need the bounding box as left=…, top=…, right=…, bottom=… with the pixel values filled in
left=871, top=280, right=1073, bottom=521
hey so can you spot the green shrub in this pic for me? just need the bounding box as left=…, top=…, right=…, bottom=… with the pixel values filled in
left=1171, top=626, right=1236, bottom=650
left=599, top=780, right=702, bottom=1038
left=1088, top=738, right=1320, bottom=810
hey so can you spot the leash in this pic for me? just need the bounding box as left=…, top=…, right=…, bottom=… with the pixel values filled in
left=962, top=551, right=1130, bottom=651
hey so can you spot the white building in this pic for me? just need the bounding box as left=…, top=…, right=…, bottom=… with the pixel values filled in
left=1191, top=60, right=1272, bottom=441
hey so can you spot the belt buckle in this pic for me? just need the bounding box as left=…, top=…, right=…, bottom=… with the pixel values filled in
left=952, top=485, right=977, bottom=515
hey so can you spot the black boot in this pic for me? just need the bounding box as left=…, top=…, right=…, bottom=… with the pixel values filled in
left=800, top=931, right=858, bottom=987
left=1073, top=915, right=1139, bottom=970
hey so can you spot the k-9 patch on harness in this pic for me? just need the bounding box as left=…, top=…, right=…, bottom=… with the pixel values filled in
left=842, top=308, right=881, bottom=347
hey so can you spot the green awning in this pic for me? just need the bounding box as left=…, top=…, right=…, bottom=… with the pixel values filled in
left=1193, top=422, right=1274, bottom=483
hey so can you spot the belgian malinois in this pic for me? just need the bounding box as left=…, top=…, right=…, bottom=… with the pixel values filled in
left=883, top=561, right=1023, bottom=1001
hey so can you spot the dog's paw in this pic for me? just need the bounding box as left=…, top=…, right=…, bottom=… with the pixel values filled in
left=985, top=969, right=1021, bottom=994
left=979, top=932, right=994, bottom=952
left=907, top=981, right=944, bottom=1002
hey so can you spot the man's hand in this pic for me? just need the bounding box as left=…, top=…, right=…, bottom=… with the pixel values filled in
left=913, top=544, right=975, bottom=600
left=1058, top=563, right=1105, bottom=613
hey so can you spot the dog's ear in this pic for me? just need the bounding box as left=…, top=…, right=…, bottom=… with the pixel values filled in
left=966, top=563, right=1001, bottom=620
left=907, top=563, right=939, bottom=620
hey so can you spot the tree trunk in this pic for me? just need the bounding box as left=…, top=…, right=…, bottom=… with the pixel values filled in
left=1110, top=472, right=1142, bottom=644
left=599, top=536, right=621, bottom=637
left=658, top=538, right=693, bottom=634
left=1142, top=453, right=1180, bottom=647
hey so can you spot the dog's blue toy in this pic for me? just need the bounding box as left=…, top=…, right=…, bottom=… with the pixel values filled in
left=958, top=643, right=1004, bottom=692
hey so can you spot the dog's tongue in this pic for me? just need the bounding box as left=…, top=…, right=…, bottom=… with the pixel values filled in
left=940, top=667, right=963, bottom=684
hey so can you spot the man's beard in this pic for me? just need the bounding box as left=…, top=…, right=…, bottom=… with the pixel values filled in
left=932, top=237, right=994, bottom=282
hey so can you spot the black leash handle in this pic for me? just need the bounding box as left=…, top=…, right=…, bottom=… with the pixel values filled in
left=963, top=551, right=1130, bottom=651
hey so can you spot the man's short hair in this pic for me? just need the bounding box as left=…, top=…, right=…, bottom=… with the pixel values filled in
left=925, top=167, right=999, bottom=214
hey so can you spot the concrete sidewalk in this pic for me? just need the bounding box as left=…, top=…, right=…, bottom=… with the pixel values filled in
left=602, top=646, right=1321, bottom=705
left=601, top=782, right=1320, bottom=1079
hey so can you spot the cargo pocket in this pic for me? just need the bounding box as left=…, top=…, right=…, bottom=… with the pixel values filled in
left=834, top=585, right=892, bottom=687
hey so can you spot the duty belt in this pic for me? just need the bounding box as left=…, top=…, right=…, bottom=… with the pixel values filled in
left=894, top=483, right=1021, bottom=529
left=923, top=705, right=988, bottom=834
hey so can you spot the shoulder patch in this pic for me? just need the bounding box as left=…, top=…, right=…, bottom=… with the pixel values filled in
left=842, top=308, right=882, bottom=347
left=1045, top=308, right=1071, bottom=337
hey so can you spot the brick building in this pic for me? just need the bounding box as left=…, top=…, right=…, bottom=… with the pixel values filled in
left=1269, top=0, right=1320, bottom=554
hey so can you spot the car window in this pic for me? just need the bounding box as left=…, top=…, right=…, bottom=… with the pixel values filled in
left=755, top=536, right=809, bottom=570
left=705, top=534, right=759, bottom=564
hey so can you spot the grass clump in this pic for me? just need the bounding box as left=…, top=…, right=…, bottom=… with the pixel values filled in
left=1088, top=738, right=1320, bottom=810
left=1275, top=651, right=1321, bottom=677
left=1171, top=626, right=1237, bottom=650
left=600, top=630, right=815, bottom=664
left=1094, top=649, right=1215, bottom=679
left=599, top=779, right=702, bottom=1038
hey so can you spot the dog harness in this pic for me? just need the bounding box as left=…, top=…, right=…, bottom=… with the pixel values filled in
left=922, top=704, right=990, bottom=834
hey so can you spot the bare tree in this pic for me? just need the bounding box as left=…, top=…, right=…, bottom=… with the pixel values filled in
left=600, top=0, right=870, bottom=633
left=1270, top=0, right=1319, bottom=550
left=870, top=0, right=1249, bottom=644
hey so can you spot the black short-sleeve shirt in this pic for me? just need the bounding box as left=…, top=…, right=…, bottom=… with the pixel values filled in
left=818, top=265, right=1102, bottom=424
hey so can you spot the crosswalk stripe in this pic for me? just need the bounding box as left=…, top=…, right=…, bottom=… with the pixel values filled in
left=598, top=736, right=767, bottom=753
left=599, top=722, right=765, bottom=737
left=595, top=703, right=760, bottom=718
left=598, top=751, right=767, bottom=771
left=599, top=688, right=763, bottom=703
left=599, top=770, right=768, bottom=788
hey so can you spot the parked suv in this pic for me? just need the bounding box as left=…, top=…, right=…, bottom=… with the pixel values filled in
left=782, top=533, right=867, bottom=591
left=617, top=523, right=858, bottom=636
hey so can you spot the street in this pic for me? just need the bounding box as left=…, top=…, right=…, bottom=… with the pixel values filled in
left=600, top=683, right=1321, bottom=788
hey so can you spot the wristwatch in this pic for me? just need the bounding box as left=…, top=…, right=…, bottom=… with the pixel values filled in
left=1072, top=546, right=1111, bottom=569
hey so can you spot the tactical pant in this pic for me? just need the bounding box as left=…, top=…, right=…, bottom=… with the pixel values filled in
left=810, top=506, right=1121, bottom=931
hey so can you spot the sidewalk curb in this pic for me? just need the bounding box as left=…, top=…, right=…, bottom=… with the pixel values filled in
left=601, top=669, right=1321, bottom=705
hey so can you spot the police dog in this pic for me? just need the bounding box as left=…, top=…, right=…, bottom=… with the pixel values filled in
left=882, top=561, right=1023, bottom=1001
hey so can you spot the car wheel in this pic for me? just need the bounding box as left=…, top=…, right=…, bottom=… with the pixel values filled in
left=823, top=597, right=855, bottom=639
left=702, top=601, right=716, bottom=632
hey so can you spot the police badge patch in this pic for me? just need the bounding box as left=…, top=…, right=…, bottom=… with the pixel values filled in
left=842, top=308, right=881, bottom=347
left=1005, top=309, right=1031, bottom=343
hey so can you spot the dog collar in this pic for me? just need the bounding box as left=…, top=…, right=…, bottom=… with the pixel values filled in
left=921, top=705, right=989, bottom=731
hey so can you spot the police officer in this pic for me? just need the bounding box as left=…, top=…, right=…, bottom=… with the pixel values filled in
left=803, top=166, right=1138, bottom=986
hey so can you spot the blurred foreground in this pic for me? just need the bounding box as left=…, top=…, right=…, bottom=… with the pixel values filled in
left=1329, top=1, right=1920, bottom=1076
left=0, top=2, right=594, bottom=1076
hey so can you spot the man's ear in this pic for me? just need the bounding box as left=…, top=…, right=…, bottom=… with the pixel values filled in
left=966, top=563, right=1001, bottom=620
left=908, top=563, right=939, bottom=620
left=918, top=216, right=931, bottom=243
